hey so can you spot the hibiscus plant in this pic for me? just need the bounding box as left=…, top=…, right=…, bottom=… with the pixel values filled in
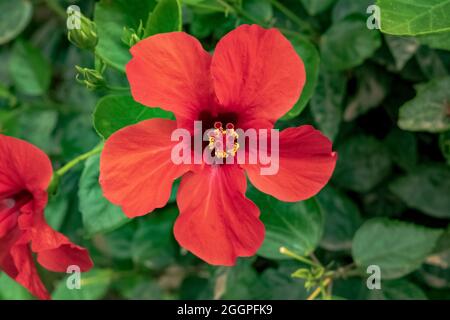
left=0, top=0, right=449, bottom=301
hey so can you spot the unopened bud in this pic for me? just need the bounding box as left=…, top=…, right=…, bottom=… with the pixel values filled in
left=67, top=7, right=98, bottom=50
left=121, top=21, right=145, bottom=47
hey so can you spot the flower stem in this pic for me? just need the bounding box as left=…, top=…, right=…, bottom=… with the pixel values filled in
left=269, top=0, right=315, bottom=35
left=307, top=277, right=331, bottom=300
left=55, top=145, right=103, bottom=177
left=279, top=247, right=319, bottom=268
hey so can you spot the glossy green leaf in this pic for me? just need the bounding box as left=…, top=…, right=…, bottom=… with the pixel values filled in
left=398, top=77, right=450, bottom=133
left=368, top=279, right=427, bottom=300
left=79, top=154, right=130, bottom=236
left=310, top=70, right=346, bottom=141
left=343, top=64, right=390, bottom=121
left=332, top=0, right=372, bottom=22
left=300, top=0, right=335, bottom=15
left=9, top=40, right=51, bottom=95
left=0, top=273, right=33, bottom=300
left=94, top=0, right=157, bottom=72
left=385, top=128, right=418, bottom=172
left=93, top=94, right=174, bottom=139
left=131, top=206, right=178, bottom=270
left=52, top=269, right=114, bottom=300
left=321, top=17, right=381, bottom=71
left=377, top=0, right=450, bottom=35
left=145, top=0, right=182, bottom=37
left=419, top=32, right=450, bottom=51
left=282, top=36, right=320, bottom=119
left=0, top=0, right=32, bottom=45
left=247, top=188, right=323, bottom=259
left=352, top=218, right=443, bottom=279
left=333, top=136, right=392, bottom=192
left=317, top=186, right=362, bottom=251
left=389, top=165, right=450, bottom=218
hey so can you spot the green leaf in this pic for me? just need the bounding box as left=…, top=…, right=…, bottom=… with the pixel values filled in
left=398, top=76, right=450, bottom=133
left=0, top=107, right=58, bottom=153
left=317, top=186, right=362, bottom=251
left=93, top=94, right=174, bottom=139
left=333, top=135, right=392, bottom=192
left=215, top=258, right=260, bottom=299
left=131, top=206, right=178, bottom=270
left=332, top=0, right=372, bottom=22
left=259, top=266, right=308, bottom=299
left=389, top=165, right=450, bottom=218
left=385, top=128, right=418, bottom=172
left=95, top=0, right=157, bottom=72
left=247, top=188, right=323, bottom=259
left=300, top=0, right=335, bottom=15
left=282, top=36, right=320, bottom=119
left=439, top=131, right=450, bottom=165
left=352, top=218, right=443, bottom=279
left=385, top=36, right=419, bottom=71
left=377, top=0, right=450, bottom=36
left=79, top=154, right=129, bottom=236
left=243, top=0, right=273, bottom=23
left=320, top=17, right=381, bottom=71
left=419, top=32, right=450, bottom=51
left=0, top=273, right=33, bottom=300
left=310, top=70, right=346, bottom=141
left=52, top=269, right=113, bottom=300
left=343, top=64, right=390, bottom=121
left=145, top=0, right=182, bottom=37
left=415, top=46, right=448, bottom=80
left=93, top=223, right=136, bottom=260
left=9, top=40, right=51, bottom=96
left=0, top=0, right=32, bottom=45
left=368, top=279, right=427, bottom=300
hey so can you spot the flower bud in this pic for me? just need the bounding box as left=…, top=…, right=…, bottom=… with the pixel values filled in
left=67, top=12, right=98, bottom=50
left=121, top=21, right=145, bottom=47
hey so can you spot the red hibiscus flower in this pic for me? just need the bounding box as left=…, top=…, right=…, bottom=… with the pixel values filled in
left=100, top=24, right=337, bottom=266
left=0, top=134, right=93, bottom=299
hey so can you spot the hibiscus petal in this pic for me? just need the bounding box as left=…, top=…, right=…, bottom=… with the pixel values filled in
left=25, top=215, right=93, bottom=273
left=174, top=165, right=265, bottom=266
left=211, top=24, right=305, bottom=123
left=0, top=232, right=50, bottom=300
left=0, top=134, right=52, bottom=203
left=126, top=32, right=213, bottom=121
left=100, top=119, right=191, bottom=217
left=243, top=125, right=337, bottom=202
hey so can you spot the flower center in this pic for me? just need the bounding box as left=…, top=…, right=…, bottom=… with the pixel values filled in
left=207, top=121, right=240, bottom=159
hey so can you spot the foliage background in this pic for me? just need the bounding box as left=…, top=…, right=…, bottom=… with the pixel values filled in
left=0, top=0, right=450, bottom=300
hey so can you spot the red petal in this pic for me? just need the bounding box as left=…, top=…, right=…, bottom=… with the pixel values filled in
left=243, top=126, right=337, bottom=201
left=0, top=134, right=52, bottom=206
left=211, top=24, right=305, bottom=123
left=100, top=119, right=191, bottom=217
left=0, top=232, right=50, bottom=300
left=126, top=32, right=213, bottom=121
left=174, top=165, right=265, bottom=266
left=25, top=214, right=93, bottom=273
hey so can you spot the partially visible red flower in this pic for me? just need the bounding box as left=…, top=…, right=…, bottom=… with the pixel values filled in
left=100, top=24, right=337, bottom=266
left=0, top=134, right=93, bottom=300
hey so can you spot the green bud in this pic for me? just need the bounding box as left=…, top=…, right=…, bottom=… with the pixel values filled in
left=121, top=20, right=145, bottom=47
left=291, top=268, right=310, bottom=279
left=75, top=65, right=105, bottom=90
left=67, top=12, right=98, bottom=50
